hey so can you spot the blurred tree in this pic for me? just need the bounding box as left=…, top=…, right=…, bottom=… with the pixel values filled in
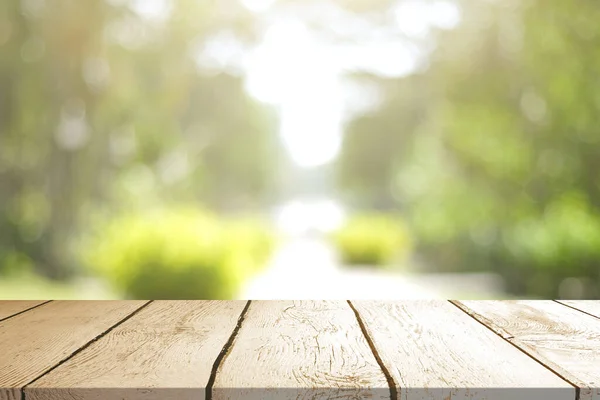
left=337, top=72, right=430, bottom=209
left=0, top=0, right=277, bottom=279
left=336, top=0, right=600, bottom=297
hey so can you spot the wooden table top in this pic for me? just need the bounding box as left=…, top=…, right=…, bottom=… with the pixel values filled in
left=0, top=300, right=599, bottom=400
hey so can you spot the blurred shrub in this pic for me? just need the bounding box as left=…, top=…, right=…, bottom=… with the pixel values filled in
left=0, top=250, right=35, bottom=277
left=499, top=193, right=600, bottom=298
left=415, top=192, right=600, bottom=298
left=223, top=217, right=278, bottom=272
left=82, top=207, right=277, bottom=299
left=331, top=214, right=412, bottom=267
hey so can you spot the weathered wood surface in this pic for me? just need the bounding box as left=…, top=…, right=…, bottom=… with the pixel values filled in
left=351, top=300, right=574, bottom=400
left=558, top=300, right=600, bottom=319
left=27, top=300, right=247, bottom=400
left=0, top=300, right=147, bottom=400
left=455, top=300, right=600, bottom=400
left=212, top=300, right=390, bottom=400
left=0, top=300, right=599, bottom=400
left=0, top=300, right=48, bottom=321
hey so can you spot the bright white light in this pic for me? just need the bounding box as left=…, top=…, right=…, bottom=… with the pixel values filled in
left=342, top=80, right=383, bottom=116
left=313, top=199, right=346, bottom=232
left=430, top=1, right=461, bottom=30
left=242, top=3, right=452, bottom=169
left=244, top=20, right=319, bottom=104
left=280, top=130, right=339, bottom=168
left=276, top=201, right=308, bottom=236
left=393, top=0, right=461, bottom=37
left=239, top=0, right=276, bottom=13
left=129, top=0, right=171, bottom=21
left=195, top=31, right=247, bottom=73
left=244, top=20, right=344, bottom=167
left=275, top=199, right=346, bottom=235
left=336, top=40, right=418, bottom=78
left=279, top=78, right=343, bottom=167
left=394, top=1, right=432, bottom=37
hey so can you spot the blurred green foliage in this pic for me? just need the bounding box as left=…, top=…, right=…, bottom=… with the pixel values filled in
left=4, top=0, right=599, bottom=300
left=0, top=272, right=117, bottom=300
left=337, top=0, right=600, bottom=298
left=0, top=0, right=278, bottom=280
left=224, top=217, right=279, bottom=270
left=82, top=207, right=276, bottom=299
left=331, top=214, right=412, bottom=267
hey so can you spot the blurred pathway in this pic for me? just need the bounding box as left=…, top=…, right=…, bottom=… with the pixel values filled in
left=240, top=235, right=507, bottom=300
left=240, top=236, right=447, bottom=299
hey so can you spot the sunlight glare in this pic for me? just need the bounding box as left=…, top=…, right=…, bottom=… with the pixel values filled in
left=275, top=198, right=346, bottom=235
left=244, top=20, right=344, bottom=167
left=394, top=0, right=461, bottom=37
left=129, top=0, right=171, bottom=21
left=239, top=0, right=276, bottom=13
left=242, top=2, right=455, bottom=169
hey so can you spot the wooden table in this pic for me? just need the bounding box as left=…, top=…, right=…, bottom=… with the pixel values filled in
left=1, top=300, right=599, bottom=400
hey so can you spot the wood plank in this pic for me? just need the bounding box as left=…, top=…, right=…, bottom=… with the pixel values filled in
left=0, top=300, right=147, bottom=400
left=456, top=300, right=600, bottom=400
left=351, top=300, right=574, bottom=400
left=0, top=300, right=49, bottom=321
left=212, top=300, right=390, bottom=400
left=26, top=300, right=248, bottom=400
left=557, top=301, right=600, bottom=319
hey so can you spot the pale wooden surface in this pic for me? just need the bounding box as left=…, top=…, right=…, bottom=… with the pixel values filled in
left=212, top=300, right=390, bottom=400
left=558, top=300, right=600, bottom=319
left=27, top=301, right=247, bottom=400
left=456, top=300, right=600, bottom=400
left=0, top=300, right=48, bottom=321
left=0, top=300, right=147, bottom=400
left=1, top=300, right=599, bottom=400
left=351, top=300, right=574, bottom=400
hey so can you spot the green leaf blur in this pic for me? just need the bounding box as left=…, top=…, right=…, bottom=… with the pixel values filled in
left=82, top=207, right=276, bottom=299
left=331, top=214, right=412, bottom=267
left=336, top=0, right=600, bottom=298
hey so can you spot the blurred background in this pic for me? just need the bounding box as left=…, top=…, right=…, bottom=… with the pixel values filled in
left=1, top=0, right=599, bottom=300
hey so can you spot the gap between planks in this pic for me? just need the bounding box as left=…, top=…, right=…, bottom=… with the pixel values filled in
left=347, top=300, right=398, bottom=400
left=554, top=300, right=600, bottom=322
left=208, top=300, right=398, bottom=400
left=7, top=300, right=588, bottom=400
left=0, top=301, right=52, bottom=323
left=205, top=300, right=253, bottom=400
left=20, top=300, right=154, bottom=400
left=449, top=300, right=582, bottom=400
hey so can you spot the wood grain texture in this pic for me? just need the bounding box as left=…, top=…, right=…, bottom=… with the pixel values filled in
left=351, top=300, right=574, bottom=400
left=212, top=300, right=390, bottom=400
left=0, top=300, right=48, bottom=321
left=0, top=300, right=146, bottom=400
left=26, top=300, right=248, bottom=400
left=456, top=300, right=600, bottom=400
left=557, top=301, right=600, bottom=319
